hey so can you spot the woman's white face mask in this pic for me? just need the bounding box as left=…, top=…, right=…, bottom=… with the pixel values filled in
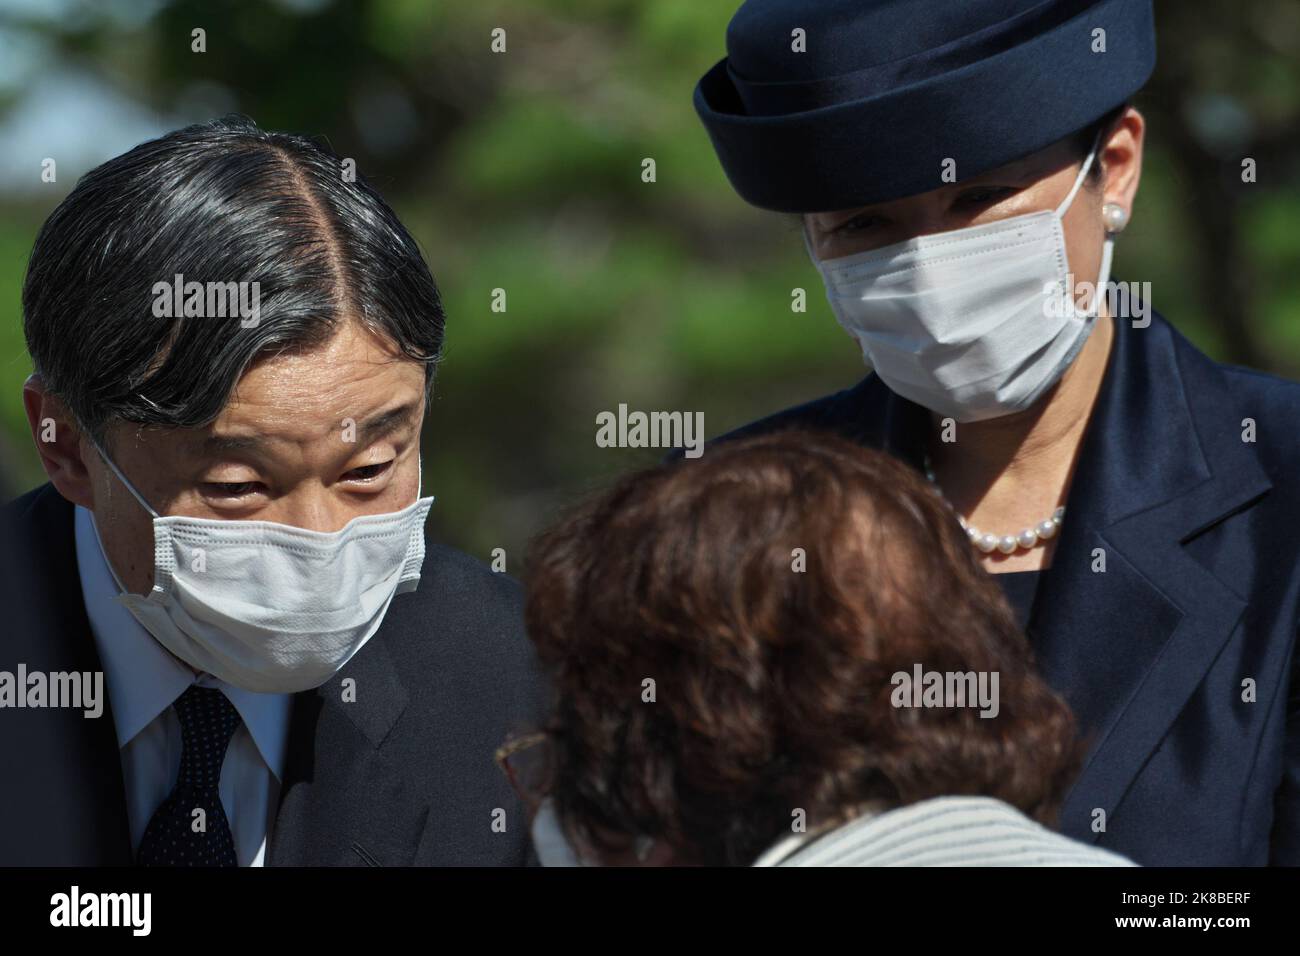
left=806, top=141, right=1113, bottom=423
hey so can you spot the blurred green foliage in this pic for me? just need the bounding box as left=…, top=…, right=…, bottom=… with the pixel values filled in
left=0, top=0, right=1297, bottom=564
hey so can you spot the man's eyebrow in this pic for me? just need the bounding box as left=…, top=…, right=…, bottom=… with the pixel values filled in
left=200, top=402, right=421, bottom=455
left=202, top=433, right=268, bottom=455
left=354, top=402, right=421, bottom=445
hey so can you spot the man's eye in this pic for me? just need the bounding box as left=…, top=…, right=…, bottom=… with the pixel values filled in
left=202, top=481, right=261, bottom=498
left=344, top=461, right=392, bottom=482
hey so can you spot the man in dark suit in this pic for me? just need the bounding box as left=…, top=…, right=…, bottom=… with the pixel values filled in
left=0, top=116, right=546, bottom=866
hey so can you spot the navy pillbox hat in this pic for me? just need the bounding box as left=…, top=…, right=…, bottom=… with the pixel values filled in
left=694, top=0, right=1156, bottom=212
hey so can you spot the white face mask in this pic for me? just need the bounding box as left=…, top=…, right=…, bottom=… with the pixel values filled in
left=807, top=142, right=1113, bottom=422
left=89, top=438, right=434, bottom=694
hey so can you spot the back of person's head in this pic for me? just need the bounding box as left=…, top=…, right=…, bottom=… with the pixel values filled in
left=524, top=429, right=1083, bottom=866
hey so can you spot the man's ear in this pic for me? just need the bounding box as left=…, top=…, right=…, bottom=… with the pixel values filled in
left=22, top=373, right=96, bottom=509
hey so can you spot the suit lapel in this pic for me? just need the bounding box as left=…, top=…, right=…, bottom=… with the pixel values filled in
left=1023, top=315, right=1270, bottom=840
left=861, top=313, right=1270, bottom=842
left=268, top=628, right=430, bottom=866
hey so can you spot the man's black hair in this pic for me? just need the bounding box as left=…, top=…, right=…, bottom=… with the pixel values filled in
left=23, top=114, right=444, bottom=447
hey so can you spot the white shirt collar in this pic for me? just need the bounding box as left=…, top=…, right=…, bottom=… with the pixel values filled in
left=73, top=504, right=291, bottom=778
left=751, top=799, right=892, bottom=866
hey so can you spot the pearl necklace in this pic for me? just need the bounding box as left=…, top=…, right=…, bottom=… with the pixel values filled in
left=922, top=455, right=1064, bottom=554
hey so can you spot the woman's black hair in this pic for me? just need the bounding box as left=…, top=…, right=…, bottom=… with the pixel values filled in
left=1072, top=101, right=1131, bottom=186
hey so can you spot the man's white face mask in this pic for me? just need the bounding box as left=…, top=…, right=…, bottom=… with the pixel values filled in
left=88, top=435, right=434, bottom=694
left=807, top=139, right=1113, bottom=423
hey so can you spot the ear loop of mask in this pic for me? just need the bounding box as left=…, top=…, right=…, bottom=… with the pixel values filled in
left=77, top=428, right=156, bottom=596
left=1062, top=130, right=1113, bottom=318
left=416, top=451, right=424, bottom=506
left=84, top=430, right=162, bottom=520
left=1057, top=136, right=1099, bottom=218
left=801, top=218, right=818, bottom=265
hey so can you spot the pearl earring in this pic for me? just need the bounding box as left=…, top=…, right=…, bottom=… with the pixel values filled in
left=1102, top=202, right=1129, bottom=234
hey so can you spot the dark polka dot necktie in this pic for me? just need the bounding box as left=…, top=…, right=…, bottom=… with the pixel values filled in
left=137, top=685, right=242, bottom=867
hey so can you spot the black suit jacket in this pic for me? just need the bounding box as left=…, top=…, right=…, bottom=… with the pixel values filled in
left=0, top=485, right=549, bottom=866
left=711, top=312, right=1300, bottom=866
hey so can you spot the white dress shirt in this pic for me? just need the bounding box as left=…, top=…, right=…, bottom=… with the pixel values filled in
left=74, top=505, right=292, bottom=866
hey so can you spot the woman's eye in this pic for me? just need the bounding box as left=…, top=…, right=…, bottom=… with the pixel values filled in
left=344, top=461, right=393, bottom=483
left=202, top=481, right=261, bottom=498
left=837, top=214, right=884, bottom=233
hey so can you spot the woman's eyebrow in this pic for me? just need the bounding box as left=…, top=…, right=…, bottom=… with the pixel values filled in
left=959, top=164, right=1032, bottom=185
left=820, top=204, right=885, bottom=228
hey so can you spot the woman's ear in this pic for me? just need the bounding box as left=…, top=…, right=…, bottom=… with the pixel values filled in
left=1099, top=106, right=1145, bottom=220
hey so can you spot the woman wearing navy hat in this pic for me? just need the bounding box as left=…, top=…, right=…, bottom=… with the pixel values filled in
left=694, top=0, right=1300, bottom=866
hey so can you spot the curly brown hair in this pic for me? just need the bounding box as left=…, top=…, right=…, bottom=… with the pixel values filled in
left=523, top=429, right=1084, bottom=866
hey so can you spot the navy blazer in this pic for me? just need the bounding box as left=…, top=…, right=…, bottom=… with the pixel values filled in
left=717, top=312, right=1300, bottom=866
left=0, top=485, right=549, bottom=866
